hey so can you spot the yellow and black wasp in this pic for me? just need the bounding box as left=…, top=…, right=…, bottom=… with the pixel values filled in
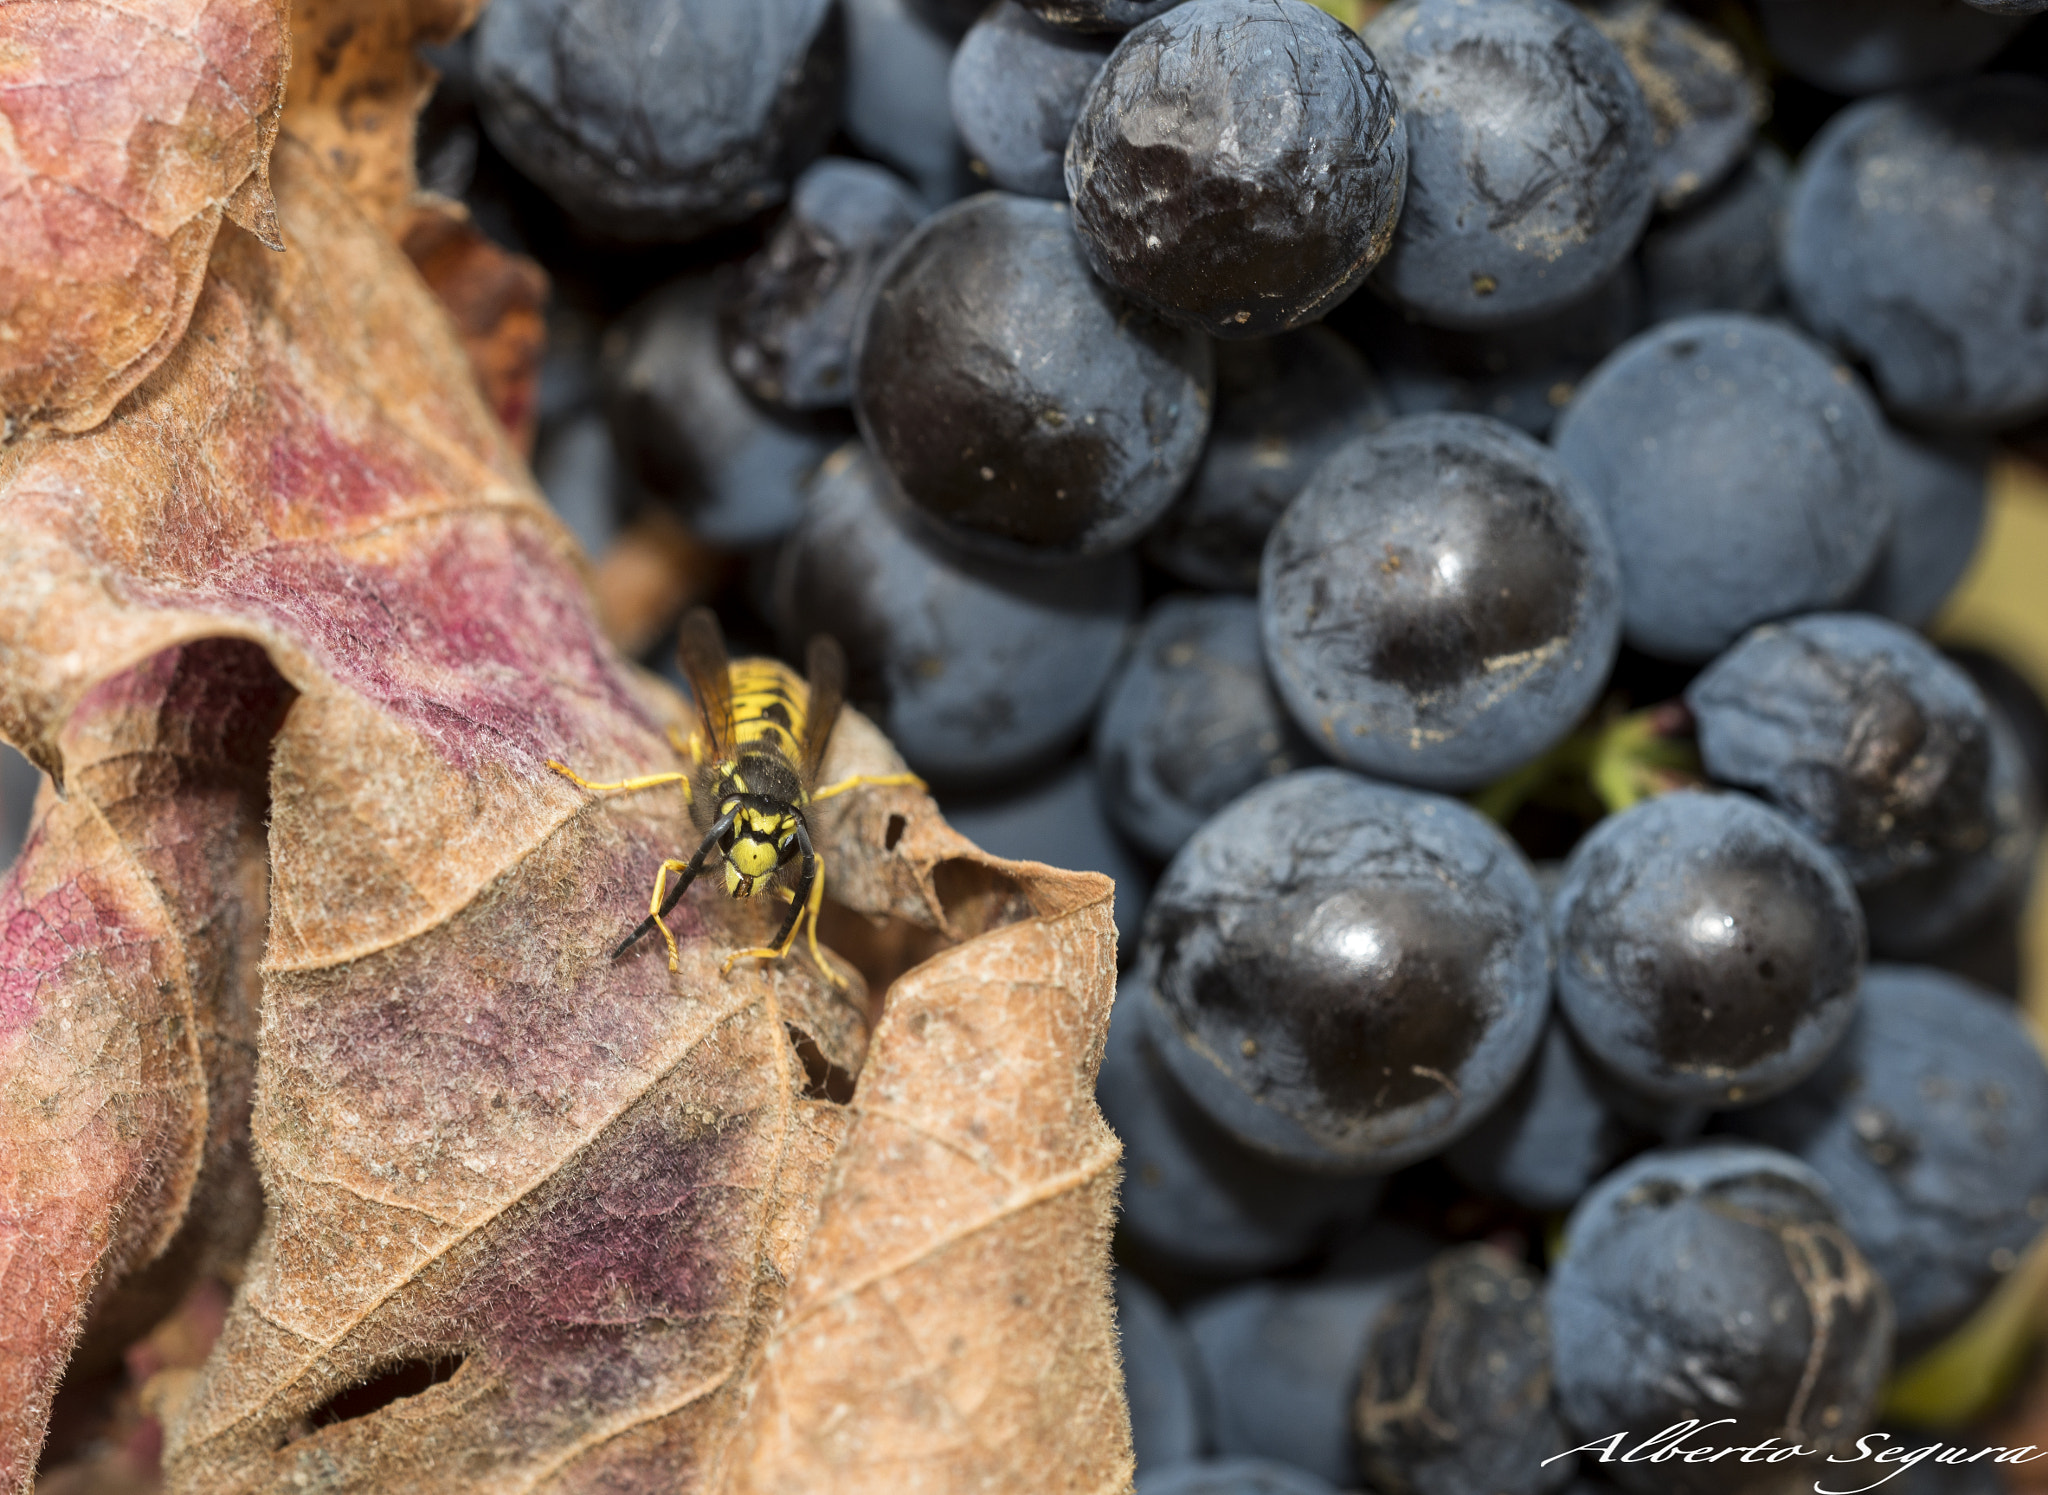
left=548, top=607, right=920, bottom=986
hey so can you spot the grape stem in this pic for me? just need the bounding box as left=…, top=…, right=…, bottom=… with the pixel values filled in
left=1472, top=700, right=1701, bottom=827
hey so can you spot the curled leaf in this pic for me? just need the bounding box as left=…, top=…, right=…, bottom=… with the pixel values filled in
left=1, top=134, right=1127, bottom=1492
left=0, top=0, right=289, bottom=439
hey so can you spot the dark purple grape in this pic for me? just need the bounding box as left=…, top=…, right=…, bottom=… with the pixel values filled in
left=1356, top=1246, right=1576, bottom=1495
left=1261, top=414, right=1622, bottom=790
left=1548, top=1144, right=1894, bottom=1495
left=719, top=158, right=926, bottom=411
left=1065, top=0, right=1408, bottom=339
left=1093, top=595, right=1320, bottom=862
left=1724, top=965, right=2048, bottom=1358
left=1363, top=0, right=1655, bottom=329
left=853, top=192, right=1214, bottom=559
left=949, top=2, right=1113, bottom=199
left=1782, top=78, right=2048, bottom=431
left=473, top=0, right=842, bottom=241
left=1551, top=315, right=1892, bottom=662
left=1686, top=613, right=1995, bottom=888
left=1551, top=789, right=1867, bottom=1109
left=1139, top=769, right=1550, bottom=1170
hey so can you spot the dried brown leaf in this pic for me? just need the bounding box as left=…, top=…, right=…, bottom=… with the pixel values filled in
left=0, top=128, right=1127, bottom=1495
left=284, top=0, right=484, bottom=229
left=0, top=0, right=289, bottom=439
left=399, top=202, right=549, bottom=455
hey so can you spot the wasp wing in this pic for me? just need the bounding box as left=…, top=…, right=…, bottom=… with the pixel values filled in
left=675, top=606, right=737, bottom=760
left=800, top=632, right=847, bottom=786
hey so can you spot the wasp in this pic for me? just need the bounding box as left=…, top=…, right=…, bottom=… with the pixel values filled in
left=548, top=608, right=920, bottom=987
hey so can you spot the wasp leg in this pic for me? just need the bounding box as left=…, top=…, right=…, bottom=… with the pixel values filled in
left=548, top=760, right=693, bottom=797
left=808, top=771, right=925, bottom=804
left=722, top=823, right=843, bottom=986
left=615, top=808, right=738, bottom=967
left=799, top=850, right=846, bottom=990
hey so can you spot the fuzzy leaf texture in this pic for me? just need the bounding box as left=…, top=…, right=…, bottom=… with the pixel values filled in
left=0, top=0, right=290, bottom=439
left=0, top=119, right=1127, bottom=1495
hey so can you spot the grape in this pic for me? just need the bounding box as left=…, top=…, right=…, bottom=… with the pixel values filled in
left=1356, top=1245, right=1576, bottom=1495
left=1364, top=0, right=1655, bottom=329
left=854, top=192, right=1213, bottom=559
left=1550, top=315, right=1891, bottom=662
left=1065, top=0, right=1408, bottom=340
left=1140, top=769, right=1550, bottom=1170
left=1093, top=595, right=1320, bottom=863
left=1261, top=414, right=1622, bottom=790
left=1782, top=77, right=2048, bottom=430
left=1723, top=965, right=2048, bottom=1358
left=1686, top=613, right=1995, bottom=888
left=1550, top=789, right=1866, bottom=1109
left=1549, top=1143, right=1894, bottom=1495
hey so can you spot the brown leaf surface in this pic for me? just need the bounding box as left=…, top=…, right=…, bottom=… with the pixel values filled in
left=399, top=202, right=549, bottom=455
left=0, top=0, right=289, bottom=439
left=0, top=127, right=1127, bottom=1495
left=284, top=0, right=482, bottom=229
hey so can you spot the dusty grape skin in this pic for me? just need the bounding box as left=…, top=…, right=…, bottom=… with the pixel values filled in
left=1145, top=329, right=1389, bottom=590
left=1098, top=963, right=1382, bottom=1273
left=719, top=158, right=926, bottom=411
left=473, top=0, right=842, bottom=241
left=772, top=444, right=1138, bottom=786
left=1548, top=1144, right=1894, bottom=1495
left=1551, top=315, right=1891, bottom=662
left=1686, top=613, right=1995, bottom=889
left=1139, top=768, right=1550, bottom=1171
left=1093, top=595, right=1321, bottom=863
left=1583, top=0, right=1762, bottom=213
left=1065, top=0, right=1408, bottom=339
left=1444, top=1018, right=1650, bottom=1212
left=1261, top=413, right=1622, bottom=791
left=1638, top=144, right=1787, bottom=323
left=1116, top=1270, right=1206, bottom=1473
left=1549, top=789, right=1867, bottom=1109
left=1355, top=1246, right=1576, bottom=1495
left=1724, top=966, right=2048, bottom=1358
left=853, top=192, right=1214, bottom=560
left=1363, top=0, right=1656, bottom=329
left=949, top=2, right=1114, bottom=199
left=1782, top=78, right=2048, bottom=431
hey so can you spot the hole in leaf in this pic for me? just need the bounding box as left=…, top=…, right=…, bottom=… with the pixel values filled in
left=786, top=1022, right=857, bottom=1104
left=883, top=812, right=907, bottom=851
left=816, top=898, right=950, bottom=1016
left=292, top=1354, right=466, bottom=1438
left=930, top=857, right=1034, bottom=939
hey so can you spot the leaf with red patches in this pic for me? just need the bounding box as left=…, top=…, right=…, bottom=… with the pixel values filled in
left=0, top=0, right=289, bottom=440
left=1, top=126, right=1126, bottom=1495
